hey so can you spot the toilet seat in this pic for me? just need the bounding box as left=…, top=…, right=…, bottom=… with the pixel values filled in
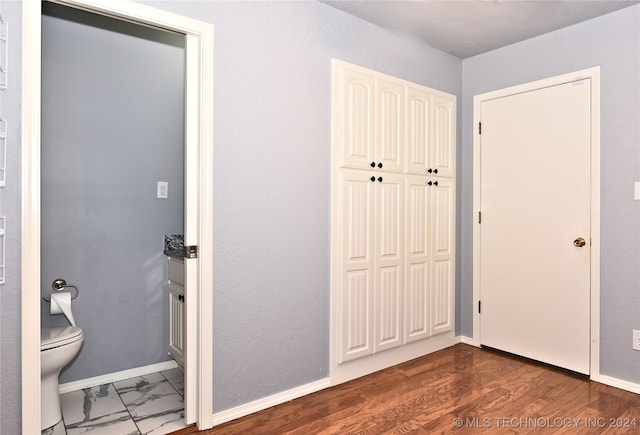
left=41, top=326, right=83, bottom=351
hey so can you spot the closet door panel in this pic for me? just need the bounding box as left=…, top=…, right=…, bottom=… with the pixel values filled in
left=375, top=265, right=402, bottom=352
left=339, top=67, right=375, bottom=170
left=430, top=177, right=454, bottom=335
left=375, top=78, right=404, bottom=173
left=375, top=174, right=403, bottom=263
left=374, top=173, right=404, bottom=352
left=406, top=86, right=431, bottom=175
left=431, top=258, right=453, bottom=335
left=404, top=176, right=430, bottom=343
left=339, top=171, right=374, bottom=362
left=430, top=95, right=456, bottom=178
left=340, top=270, right=373, bottom=362
left=431, top=178, right=454, bottom=257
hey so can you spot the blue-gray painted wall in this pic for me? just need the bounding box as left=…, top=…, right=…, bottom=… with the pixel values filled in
left=460, top=4, right=640, bottom=384
left=0, top=1, right=22, bottom=432
left=140, top=0, right=461, bottom=412
left=1, top=0, right=639, bottom=432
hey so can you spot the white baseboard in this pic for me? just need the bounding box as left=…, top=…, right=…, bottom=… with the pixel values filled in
left=455, top=335, right=476, bottom=346
left=211, top=377, right=331, bottom=426
left=593, top=374, right=640, bottom=395
left=59, top=360, right=178, bottom=394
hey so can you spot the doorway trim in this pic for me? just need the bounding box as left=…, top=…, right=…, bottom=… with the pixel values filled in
left=21, top=0, right=214, bottom=432
left=472, top=67, right=601, bottom=378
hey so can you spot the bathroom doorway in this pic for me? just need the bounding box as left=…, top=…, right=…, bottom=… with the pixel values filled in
left=41, top=1, right=185, bottom=429
left=21, top=1, right=214, bottom=432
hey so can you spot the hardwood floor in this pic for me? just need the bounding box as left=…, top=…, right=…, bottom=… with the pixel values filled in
left=172, top=344, right=640, bottom=434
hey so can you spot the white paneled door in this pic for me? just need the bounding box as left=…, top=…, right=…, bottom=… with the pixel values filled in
left=479, top=79, right=592, bottom=374
left=429, top=177, right=454, bottom=336
left=430, top=95, right=456, bottom=178
left=339, top=170, right=374, bottom=363
left=339, top=67, right=375, bottom=170
left=375, top=78, right=404, bottom=173
left=404, top=176, right=431, bottom=343
left=373, top=173, right=404, bottom=353
left=338, top=170, right=404, bottom=362
left=404, top=175, right=454, bottom=343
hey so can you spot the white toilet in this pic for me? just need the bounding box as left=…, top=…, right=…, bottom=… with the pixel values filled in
left=41, top=326, right=84, bottom=430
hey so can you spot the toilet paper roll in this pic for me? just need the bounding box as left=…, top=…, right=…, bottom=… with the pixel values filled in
left=50, top=292, right=76, bottom=327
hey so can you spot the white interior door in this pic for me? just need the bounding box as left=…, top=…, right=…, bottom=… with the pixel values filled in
left=479, top=79, right=591, bottom=374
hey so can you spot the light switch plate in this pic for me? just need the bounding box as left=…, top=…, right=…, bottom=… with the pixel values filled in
left=635, top=182, right=640, bottom=200
left=157, top=181, right=168, bottom=199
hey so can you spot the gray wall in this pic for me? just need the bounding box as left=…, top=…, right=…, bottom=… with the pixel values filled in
left=40, top=3, right=185, bottom=382
left=0, top=1, right=22, bottom=433
left=144, top=0, right=462, bottom=412
left=460, top=5, right=640, bottom=383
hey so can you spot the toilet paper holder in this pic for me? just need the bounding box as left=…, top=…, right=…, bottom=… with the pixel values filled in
left=42, top=278, right=79, bottom=302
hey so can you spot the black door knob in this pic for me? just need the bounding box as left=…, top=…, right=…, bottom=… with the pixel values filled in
left=377, top=162, right=383, bottom=168
left=370, top=162, right=376, bottom=168
left=434, top=169, right=438, bottom=174
left=370, top=176, right=376, bottom=182
left=434, top=180, right=438, bottom=186
left=378, top=177, right=383, bottom=182
left=427, top=181, right=433, bottom=186
left=427, top=168, right=433, bottom=173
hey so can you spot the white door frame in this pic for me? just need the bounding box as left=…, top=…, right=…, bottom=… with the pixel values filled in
left=472, top=67, right=601, bottom=378
left=21, top=1, right=214, bottom=432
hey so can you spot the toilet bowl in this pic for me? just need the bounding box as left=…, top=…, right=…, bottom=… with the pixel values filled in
left=41, top=326, right=84, bottom=430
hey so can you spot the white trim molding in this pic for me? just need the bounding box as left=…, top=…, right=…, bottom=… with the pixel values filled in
left=59, top=361, right=178, bottom=394
left=455, top=335, right=476, bottom=346
left=21, top=1, right=214, bottom=432
left=472, top=67, right=601, bottom=379
left=21, top=2, right=43, bottom=434
left=593, top=374, right=640, bottom=395
left=211, top=378, right=331, bottom=427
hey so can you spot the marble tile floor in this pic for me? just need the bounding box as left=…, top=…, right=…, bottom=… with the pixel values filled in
left=43, top=368, right=187, bottom=435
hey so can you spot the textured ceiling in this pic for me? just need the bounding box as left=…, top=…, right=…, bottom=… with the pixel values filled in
left=322, top=0, right=639, bottom=58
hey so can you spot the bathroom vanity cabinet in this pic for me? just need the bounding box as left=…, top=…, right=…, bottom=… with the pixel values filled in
left=167, top=256, right=185, bottom=367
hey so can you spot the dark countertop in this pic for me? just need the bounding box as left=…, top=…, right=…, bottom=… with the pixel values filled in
left=164, top=234, right=184, bottom=260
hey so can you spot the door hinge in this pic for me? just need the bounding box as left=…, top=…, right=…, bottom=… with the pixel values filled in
left=184, top=245, right=198, bottom=259
left=478, top=301, right=481, bottom=314
left=478, top=122, right=482, bottom=135
left=478, top=211, right=482, bottom=224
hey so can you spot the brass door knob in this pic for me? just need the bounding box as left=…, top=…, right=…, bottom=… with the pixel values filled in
left=573, top=237, right=586, bottom=247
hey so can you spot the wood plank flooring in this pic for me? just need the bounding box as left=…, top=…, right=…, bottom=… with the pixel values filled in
left=172, top=344, right=640, bottom=434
